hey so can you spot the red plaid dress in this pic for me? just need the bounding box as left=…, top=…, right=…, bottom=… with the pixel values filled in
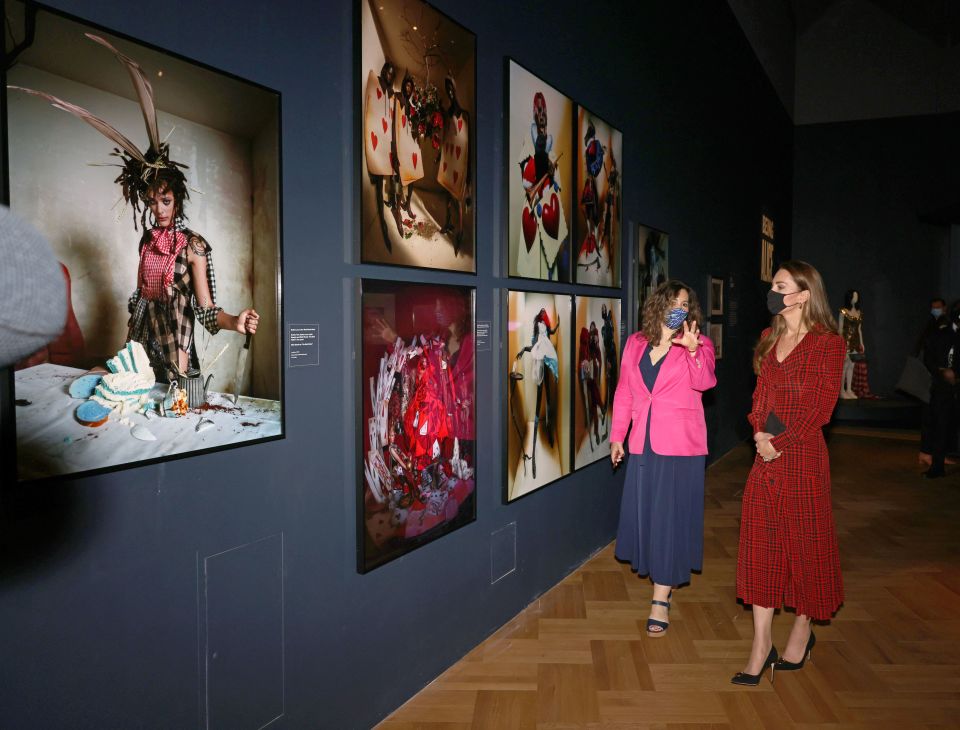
left=127, top=227, right=221, bottom=381
left=852, top=360, right=879, bottom=398
left=737, top=329, right=845, bottom=620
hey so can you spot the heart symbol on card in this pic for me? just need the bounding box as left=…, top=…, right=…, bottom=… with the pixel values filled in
left=381, top=118, right=388, bottom=133
left=402, top=114, right=407, bottom=128
left=457, top=118, right=463, bottom=132
left=371, top=132, right=378, bottom=151
left=453, top=170, right=458, bottom=184
left=521, top=207, right=537, bottom=251
left=443, top=161, right=448, bottom=172
left=412, top=152, right=418, bottom=169
left=376, top=87, right=382, bottom=100
left=455, top=146, right=461, bottom=160
left=542, top=193, right=560, bottom=239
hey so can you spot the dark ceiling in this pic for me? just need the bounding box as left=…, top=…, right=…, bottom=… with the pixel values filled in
left=792, top=0, right=960, bottom=46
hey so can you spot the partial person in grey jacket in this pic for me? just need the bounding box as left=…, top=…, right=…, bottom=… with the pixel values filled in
left=0, top=205, right=66, bottom=368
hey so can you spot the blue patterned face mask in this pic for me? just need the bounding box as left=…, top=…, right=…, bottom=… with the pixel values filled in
left=665, top=307, right=688, bottom=330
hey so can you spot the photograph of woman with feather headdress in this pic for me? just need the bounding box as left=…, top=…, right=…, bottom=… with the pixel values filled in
left=6, top=3, right=282, bottom=480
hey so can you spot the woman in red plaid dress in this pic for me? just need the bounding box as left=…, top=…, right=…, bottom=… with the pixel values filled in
left=733, top=261, right=845, bottom=685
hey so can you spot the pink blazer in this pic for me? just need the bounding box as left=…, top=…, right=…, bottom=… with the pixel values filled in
left=610, top=332, right=717, bottom=456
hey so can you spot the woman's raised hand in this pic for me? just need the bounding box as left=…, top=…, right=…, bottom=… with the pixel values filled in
left=672, top=320, right=700, bottom=351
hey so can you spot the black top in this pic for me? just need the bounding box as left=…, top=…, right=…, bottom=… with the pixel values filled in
left=635, top=344, right=668, bottom=462
left=924, top=323, right=960, bottom=379
left=639, top=344, right=667, bottom=392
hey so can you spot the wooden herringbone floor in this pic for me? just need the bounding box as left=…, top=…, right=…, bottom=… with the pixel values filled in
left=378, top=432, right=960, bottom=729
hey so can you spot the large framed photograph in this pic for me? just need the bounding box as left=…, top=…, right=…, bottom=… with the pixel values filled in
left=358, top=0, right=476, bottom=272
left=573, top=107, right=621, bottom=287
left=506, top=59, right=573, bottom=282
left=505, top=290, right=571, bottom=501
left=5, top=3, right=283, bottom=481
left=359, top=279, right=476, bottom=572
left=634, top=224, right=669, bottom=321
left=573, top=296, right=621, bottom=469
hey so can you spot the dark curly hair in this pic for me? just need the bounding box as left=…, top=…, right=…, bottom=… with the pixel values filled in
left=641, top=280, right=702, bottom=346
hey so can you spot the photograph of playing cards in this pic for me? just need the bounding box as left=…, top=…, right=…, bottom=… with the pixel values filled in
left=359, top=0, right=476, bottom=272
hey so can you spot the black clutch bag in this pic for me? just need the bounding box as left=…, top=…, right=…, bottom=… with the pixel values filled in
left=764, top=412, right=786, bottom=436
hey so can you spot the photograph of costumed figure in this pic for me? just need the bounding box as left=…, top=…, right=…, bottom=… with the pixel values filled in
left=635, top=224, right=669, bottom=321
left=506, top=291, right=570, bottom=501
left=573, top=297, right=621, bottom=469
left=574, top=108, right=621, bottom=287
left=6, top=4, right=282, bottom=480
left=359, top=0, right=475, bottom=272
left=359, top=280, right=476, bottom=572
left=506, top=59, right=572, bottom=282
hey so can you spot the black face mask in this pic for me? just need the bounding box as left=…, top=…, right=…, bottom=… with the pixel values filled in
left=767, top=290, right=788, bottom=315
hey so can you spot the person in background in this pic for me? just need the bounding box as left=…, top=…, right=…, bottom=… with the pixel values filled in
left=918, top=297, right=949, bottom=466
left=915, top=297, right=947, bottom=358
left=921, top=301, right=960, bottom=479
left=610, top=280, right=716, bottom=639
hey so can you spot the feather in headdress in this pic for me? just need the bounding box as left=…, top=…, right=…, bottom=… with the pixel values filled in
left=84, top=33, right=161, bottom=153
left=8, top=33, right=188, bottom=229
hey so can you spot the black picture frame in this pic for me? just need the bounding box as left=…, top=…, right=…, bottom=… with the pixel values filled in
left=710, top=323, right=723, bottom=360
left=708, top=275, right=724, bottom=317
left=571, top=295, right=621, bottom=471
left=633, top=222, right=669, bottom=324
left=356, top=0, right=477, bottom=274
left=503, top=288, right=572, bottom=502
left=3, top=1, right=285, bottom=483
left=572, top=105, right=622, bottom=289
left=357, top=278, right=477, bottom=573
left=504, top=58, right=574, bottom=284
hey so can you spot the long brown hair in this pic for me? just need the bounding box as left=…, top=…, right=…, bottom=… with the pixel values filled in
left=753, top=260, right=837, bottom=373
left=642, top=280, right=703, bottom=346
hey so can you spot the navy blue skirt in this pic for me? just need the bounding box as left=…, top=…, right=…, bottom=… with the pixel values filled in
left=614, top=447, right=706, bottom=586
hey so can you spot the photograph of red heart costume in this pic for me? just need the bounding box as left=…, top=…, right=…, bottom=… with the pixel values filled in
left=360, top=280, right=476, bottom=572
left=359, top=0, right=476, bottom=273
left=507, top=59, right=573, bottom=282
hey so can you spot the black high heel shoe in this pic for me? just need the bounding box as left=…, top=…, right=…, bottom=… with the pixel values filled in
left=646, top=590, right=672, bottom=638
left=775, top=631, right=816, bottom=671
left=731, top=646, right=778, bottom=686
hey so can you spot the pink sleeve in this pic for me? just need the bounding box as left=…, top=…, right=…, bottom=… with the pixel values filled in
left=610, top=336, right=636, bottom=443
left=684, top=336, right=717, bottom=392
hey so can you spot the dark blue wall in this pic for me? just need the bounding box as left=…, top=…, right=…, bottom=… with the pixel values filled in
left=793, top=114, right=960, bottom=396
left=0, top=1, right=791, bottom=728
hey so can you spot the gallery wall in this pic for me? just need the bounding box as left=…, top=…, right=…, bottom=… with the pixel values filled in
left=0, top=1, right=792, bottom=728
left=792, top=112, right=960, bottom=396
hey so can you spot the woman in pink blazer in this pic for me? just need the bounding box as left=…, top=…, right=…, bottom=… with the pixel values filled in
left=610, top=280, right=717, bottom=637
